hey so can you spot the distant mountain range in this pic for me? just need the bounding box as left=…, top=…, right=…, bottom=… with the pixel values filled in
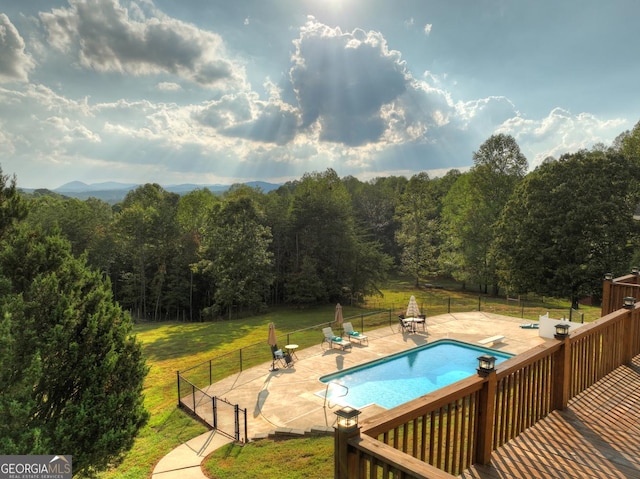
left=20, top=180, right=283, bottom=203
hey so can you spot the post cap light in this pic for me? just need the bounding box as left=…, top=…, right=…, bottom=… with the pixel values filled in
left=335, top=406, right=360, bottom=431
left=624, top=297, right=636, bottom=309
left=554, top=323, right=570, bottom=340
left=604, top=272, right=613, bottom=281
left=477, top=354, right=496, bottom=377
left=632, top=267, right=639, bottom=275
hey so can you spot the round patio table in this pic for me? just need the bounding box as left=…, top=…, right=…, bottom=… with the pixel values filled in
left=284, top=344, right=299, bottom=360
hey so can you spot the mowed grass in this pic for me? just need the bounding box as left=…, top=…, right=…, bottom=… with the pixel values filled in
left=203, top=436, right=334, bottom=479
left=101, top=278, right=602, bottom=478
left=100, top=304, right=365, bottom=478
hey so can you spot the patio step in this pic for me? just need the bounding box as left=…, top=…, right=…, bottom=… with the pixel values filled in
left=251, top=425, right=333, bottom=441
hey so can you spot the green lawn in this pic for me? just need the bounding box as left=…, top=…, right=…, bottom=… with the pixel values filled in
left=100, top=304, right=365, bottom=478
left=203, top=436, right=334, bottom=479
left=100, top=278, right=602, bottom=478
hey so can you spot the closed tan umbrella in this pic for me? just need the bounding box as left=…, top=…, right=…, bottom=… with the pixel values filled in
left=335, top=303, right=344, bottom=328
left=267, top=322, right=278, bottom=347
left=267, top=322, right=279, bottom=371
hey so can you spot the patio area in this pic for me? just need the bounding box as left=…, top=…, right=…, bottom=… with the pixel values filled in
left=202, top=311, right=550, bottom=439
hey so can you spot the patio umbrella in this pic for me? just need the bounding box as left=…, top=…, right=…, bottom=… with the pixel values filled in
left=267, top=322, right=279, bottom=371
left=406, top=295, right=421, bottom=318
left=267, top=322, right=278, bottom=347
left=335, top=303, right=344, bottom=328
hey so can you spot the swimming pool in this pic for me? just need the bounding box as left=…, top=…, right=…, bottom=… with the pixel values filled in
left=319, top=339, right=512, bottom=410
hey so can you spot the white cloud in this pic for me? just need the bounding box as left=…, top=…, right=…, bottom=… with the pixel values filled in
left=0, top=14, right=36, bottom=83
left=290, top=19, right=409, bottom=146
left=0, top=5, right=631, bottom=189
left=424, top=23, right=432, bottom=35
left=38, top=0, right=246, bottom=88
left=496, top=108, right=627, bottom=167
left=157, top=81, right=182, bottom=91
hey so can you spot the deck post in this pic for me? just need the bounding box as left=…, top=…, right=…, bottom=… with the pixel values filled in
left=475, top=371, right=497, bottom=465
left=623, top=305, right=636, bottom=364
left=335, top=426, right=361, bottom=479
left=552, top=337, right=571, bottom=410
left=601, top=277, right=612, bottom=317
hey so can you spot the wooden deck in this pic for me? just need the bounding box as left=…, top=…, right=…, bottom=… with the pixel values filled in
left=460, top=355, right=640, bottom=478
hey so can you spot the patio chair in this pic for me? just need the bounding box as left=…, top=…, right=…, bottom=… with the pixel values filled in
left=343, top=322, right=368, bottom=345
left=271, top=345, right=292, bottom=369
left=414, top=314, right=427, bottom=332
left=398, top=316, right=411, bottom=333
left=322, top=327, right=351, bottom=350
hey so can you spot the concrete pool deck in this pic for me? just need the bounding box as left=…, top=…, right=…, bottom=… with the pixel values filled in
left=205, top=311, right=550, bottom=436
left=152, top=311, right=551, bottom=478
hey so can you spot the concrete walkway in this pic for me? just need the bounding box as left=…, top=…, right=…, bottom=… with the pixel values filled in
left=151, top=311, right=550, bottom=478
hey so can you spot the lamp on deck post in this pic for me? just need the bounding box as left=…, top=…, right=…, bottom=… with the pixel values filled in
left=604, top=272, right=613, bottom=281
left=624, top=296, right=636, bottom=309
left=477, top=354, right=496, bottom=377
left=335, top=406, right=360, bottom=431
left=334, top=406, right=361, bottom=479
left=554, top=323, right=570, bottom=340
left=632, top=267, right=639, bottom=275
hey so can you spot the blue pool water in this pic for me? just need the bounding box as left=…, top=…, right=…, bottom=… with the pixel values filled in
left=319, top=339, right=512, bottom=410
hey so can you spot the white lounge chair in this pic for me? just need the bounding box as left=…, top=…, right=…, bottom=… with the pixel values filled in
left=343, top=322, right=368, bottom=345
left=322, top=327, right=351, bottom=350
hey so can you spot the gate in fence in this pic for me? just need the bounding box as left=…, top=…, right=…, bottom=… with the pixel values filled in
left=177, top=372, right=248, bottom=442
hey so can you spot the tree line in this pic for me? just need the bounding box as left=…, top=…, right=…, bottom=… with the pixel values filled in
left=16, top=121, right=640, bottom=320
left=1, top=121, right=640, bottom=474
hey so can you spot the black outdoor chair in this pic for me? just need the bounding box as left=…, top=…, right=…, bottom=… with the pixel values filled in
left=398, top=316, right=410, bottom=333
left=270, top=344, right=293, bottom=370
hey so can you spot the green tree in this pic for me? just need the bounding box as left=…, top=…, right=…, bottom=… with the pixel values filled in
left=287, top=169, right=391, bottom=304
left=261, top=186, right=295, bottom=305
left=0, top=168, right=27, bottom=238
left=0, top=228, right=149, bottom=476
left=176, top=188, right=220, bottom=320
left=346, top=175, right=406, bottom=265
left=618, top=119, right=640, bottom=160
left=112, top=184, right=180, bottom=320
left=199, top=195, right=274, bottom=318
left=395, top=173, right=438, bottom=286
left=24, top=195, right=114, bottom=272
left=443, top=134, right=527, bottom=294
left=440, top=173, right=477, bottom=287
left=495, top=150, right=640, bottom=307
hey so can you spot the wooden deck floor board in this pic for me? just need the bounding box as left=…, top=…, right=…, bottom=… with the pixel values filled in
left=460, top=355, right=640, bottom=478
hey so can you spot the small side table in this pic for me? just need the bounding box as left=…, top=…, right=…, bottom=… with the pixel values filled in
left=284, top=344, right=299, bottom=360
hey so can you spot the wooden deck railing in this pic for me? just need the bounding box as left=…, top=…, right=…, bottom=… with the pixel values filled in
left=336, top=289, right=640, bottom=478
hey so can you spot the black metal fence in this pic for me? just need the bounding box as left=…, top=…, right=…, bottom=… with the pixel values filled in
left=175, top=297, right=592, bottom=437
left=177, top=372, right=248, bottom=442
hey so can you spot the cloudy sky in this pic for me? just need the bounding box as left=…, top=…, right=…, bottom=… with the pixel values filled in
left=1, top=0, right=638, bottom=189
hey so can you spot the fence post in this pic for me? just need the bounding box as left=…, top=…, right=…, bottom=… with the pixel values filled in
left=192, top=384, right=196, bottom=413
left=475, top=372, right=497, bottom=465
left=176, top=371, right=181, bottom=407
left=213, top=396, right=217, bottom=429
left=243, top=407, right=248, bottom=443
left=235, top=404, right=240, bottom=441
left=209, top=360, right=212, bottom=385
left=478, top=296, right=481, bottom=311
left=240, top=349, right=243, bottom=372
left=448, top=297, right=451, bottom=313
